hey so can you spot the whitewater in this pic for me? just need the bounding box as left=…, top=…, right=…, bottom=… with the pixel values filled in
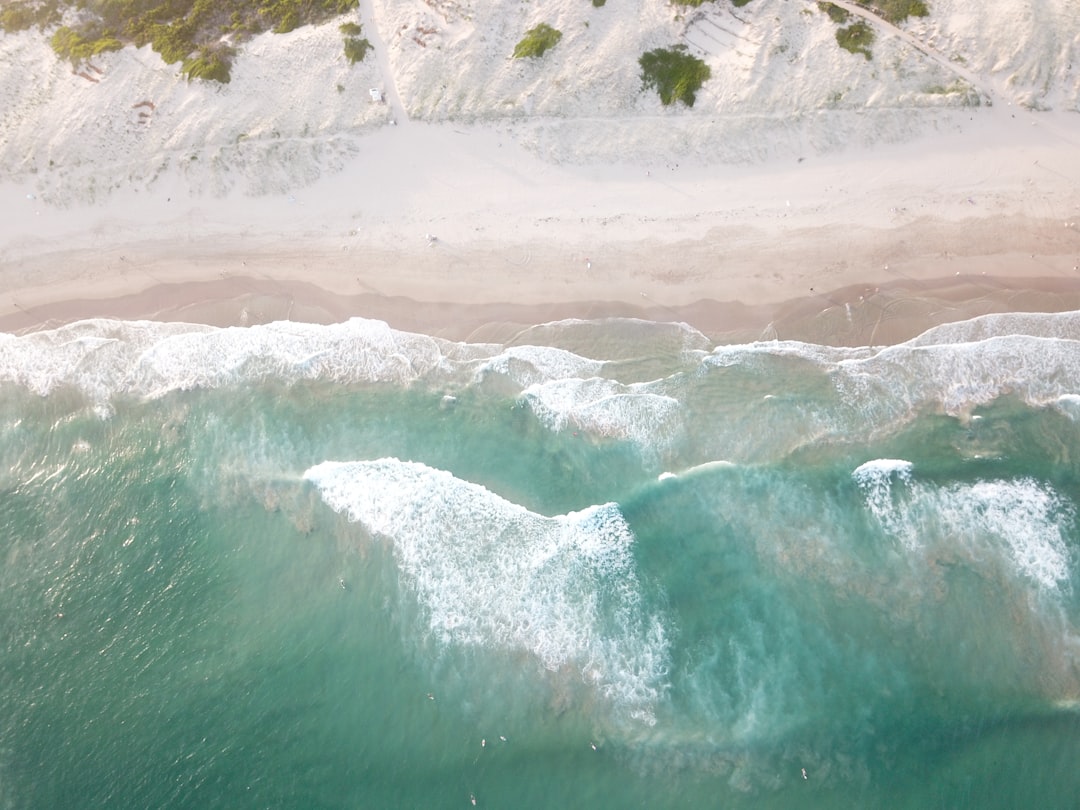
left=2, top=310, right=1079, bottom=808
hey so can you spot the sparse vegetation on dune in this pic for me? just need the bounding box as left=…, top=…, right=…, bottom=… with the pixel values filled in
left=0, top=0, right=61, bottom=33
left=817, top=1, right=850, bottom=24
left=50, top=25, right=124, bottom=63
left=182, top=43, right=234, bottom=82
left=513, top=23, right=563, bottom=59
left=820, top=0, right=929, bottom=61
left=867, top=0, right=929, bottom=24
left=3, top=0, right=360, bottom=82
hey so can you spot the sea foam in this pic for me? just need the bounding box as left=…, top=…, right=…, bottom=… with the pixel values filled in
left=702, top=313, right=1080, bottom=445
left=522, top=377, right=681, bottom=450
left=854, top=461, right=1074, bottom=591
left=0, top=318, right=680, bottom=452
left=304, top=458, right=671, bottom=723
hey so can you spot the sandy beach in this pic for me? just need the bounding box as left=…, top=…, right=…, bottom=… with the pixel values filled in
left=1, top=0, right=1078, bottom=345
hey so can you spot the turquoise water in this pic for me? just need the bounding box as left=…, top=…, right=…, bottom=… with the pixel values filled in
left=2, top=313, right=1080, bottom=808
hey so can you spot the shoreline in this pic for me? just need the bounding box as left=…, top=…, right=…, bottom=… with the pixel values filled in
left=4, top=266, right=1080, bottom=348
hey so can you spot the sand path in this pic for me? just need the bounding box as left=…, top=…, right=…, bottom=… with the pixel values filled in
left=358, top=0, right=409, bottom=126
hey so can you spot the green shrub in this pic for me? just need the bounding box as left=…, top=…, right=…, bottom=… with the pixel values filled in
left=513, top=23, right=562, bottom=59
left=817, top=1, right=849, bottom=23
left=182, top=44, right=233, bottom=82
left=50, top=25, right=124, bottom=62
left=591, top=0, right=606, bottom=6
left=836, top=20, right=874, bottom=59
left=149, top=21, right=195, bottom=64
left=867, top=0, right=928, bottom=23
left=343, top=35, right=370, bottom=63
left=339, top=21, right=363, bottom=36
left=639, top=44, right=711, bottom=107
left=1, top=0, right=61, bottom=33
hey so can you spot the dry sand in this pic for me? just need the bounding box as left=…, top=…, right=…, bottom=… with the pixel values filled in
left=1, top=1, right=1078, bottom=345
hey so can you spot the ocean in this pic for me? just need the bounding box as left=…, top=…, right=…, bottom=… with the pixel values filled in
left=2, top=311, right=1079, bottom=809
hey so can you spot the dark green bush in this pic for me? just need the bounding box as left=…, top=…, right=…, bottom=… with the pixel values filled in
left=149, top=21, right=196, bottom=64
left=867, top=0, right=928, bottom=23
left=836, top=20, right=874, bottom=59
left=817, top=1, right=849, bottom=23
left=343, top=35, right=370, bottom=63
left=639, top=44, right=711, bottom=107
left=339, top=21, right=362, bottom=35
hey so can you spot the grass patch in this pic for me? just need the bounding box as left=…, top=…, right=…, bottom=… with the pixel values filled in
left=639, top=44, right=711, bottom=107
left=836, top=20, right=874, bottom=59
left=339, top=21, right=363, bottom=36
left=866, top=0, right=928, bottom=24
left=817, top=1, right=849, bottom=23
left=513, top=23, right=562, bottom=59
left=591, top=0, right=606, bottom=6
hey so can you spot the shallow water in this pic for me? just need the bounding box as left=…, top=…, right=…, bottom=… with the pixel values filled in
left=2, top=312, right=1079, bottom=808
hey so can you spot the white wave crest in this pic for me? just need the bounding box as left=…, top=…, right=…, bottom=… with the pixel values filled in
left=0, top=318, right=455, bottom=408
left=304, top=458, right=671, bottom=723
left=703, top=312, right=1080, bottom=435
left=943, top=480, right=1074, bottom=591
left=0, top=319, right=681, bottom=450
left=474, top=345, right=603, bottom=388
left=853, top=459, right=917, bottom=548
left=854, top=463, right=1074, bottom=591
left=522, top=377, right=682, bottom=449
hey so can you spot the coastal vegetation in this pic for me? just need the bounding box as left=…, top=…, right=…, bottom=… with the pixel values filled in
left=639, top=45, right=711, bottom=107
left=181, top=43, right=234, bottom=82
left=836, top=20, right=874, bottom=59
left=513, top=23, right=562, bottom=59
left=0, top=0, right=60, bottom=32
left=50, top=25, right=123, bottom=62
left=340, top=22, right=370, bottom=64
left=1, top=0, right=360, bottom=82
left=817, top=2, right=849, bottom=24
left=867, top=0, right=929, bottom=24
left=820, top=0, right=928, bottom=61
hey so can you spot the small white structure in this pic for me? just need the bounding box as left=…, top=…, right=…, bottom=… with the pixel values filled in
left=369, top=88, right=383, bottom=102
